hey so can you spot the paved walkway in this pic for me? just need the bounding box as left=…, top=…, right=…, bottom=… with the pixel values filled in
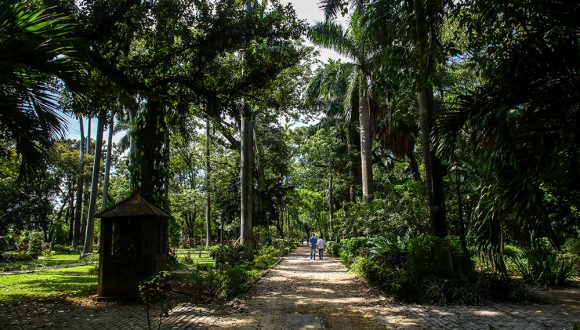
left=0, top=246, right=578, bottom=329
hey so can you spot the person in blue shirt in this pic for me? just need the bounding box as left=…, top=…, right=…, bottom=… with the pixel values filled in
left=309, top=233, right=318, bottom=260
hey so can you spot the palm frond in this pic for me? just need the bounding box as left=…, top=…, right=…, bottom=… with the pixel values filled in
left=308, top=21, right=359, bottom=60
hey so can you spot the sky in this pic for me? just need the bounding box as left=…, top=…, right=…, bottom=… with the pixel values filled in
left=65, top=0, right=346, bottom=141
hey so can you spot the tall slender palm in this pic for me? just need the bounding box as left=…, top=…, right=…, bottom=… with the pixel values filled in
left=0, top=1, right=86, bottom=175
left=305, top=60, right=360, bottom=201
left=326, top=0, right=449, bottom=236
left=308, top=13, right=376, bottom=200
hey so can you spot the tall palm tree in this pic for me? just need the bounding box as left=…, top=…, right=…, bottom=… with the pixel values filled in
left=0, top=1, right=85, bottom=175
left=305, top=60, right=360, bottom=201
left=308, top=13, right=377, bottom=200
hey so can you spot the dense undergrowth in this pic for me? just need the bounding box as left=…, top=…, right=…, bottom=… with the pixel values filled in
left=327, top=236, right=579, bottom=305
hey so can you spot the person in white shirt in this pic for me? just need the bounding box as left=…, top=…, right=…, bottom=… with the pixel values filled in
left=317, top=236, right=326, bottom=260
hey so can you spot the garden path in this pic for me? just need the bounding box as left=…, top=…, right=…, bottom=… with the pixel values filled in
left=180, top=245, right=580, bottom=329
left=0, top=245, right=578, bottom=329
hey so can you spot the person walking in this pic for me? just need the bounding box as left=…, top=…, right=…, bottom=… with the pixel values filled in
left=309, top=233, right=318, bottom=260
left=317, top=235, right=326, bottom=260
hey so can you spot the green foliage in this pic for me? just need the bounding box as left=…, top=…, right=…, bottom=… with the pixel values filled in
left=216, top=265, right=249, bottom=300
left=26, top=231, right=44, bottom=255
left=139, top=271, right=173, bottom=330
left=326, top=241, right=340, bottom=257
left=509, top=239, right=573, bottom=287
left=560, top=238, right=580, bottom=276
left=208, top=244, right=246, bottom=269
left=406, top=235, right=457, bottom=279
left=52, top=244, right=73, bottom=254
left=339, top=237, right=368, bottom=265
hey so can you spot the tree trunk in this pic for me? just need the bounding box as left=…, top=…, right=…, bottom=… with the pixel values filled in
left=68, top=180, right=75, bottom=243
left=346, top=127, right=356, bottom=202
left=240, top=103, right=254, bottom=253
left=83, top=110, right=105, bottom=255
left=139, top=96, right=166, bottom=202
left=72, top=118, right=85, bottom=250
left=102, top=115, right=114, bottom=210
left=205, top=113, right=211, bottom=247
left=359, top=87, right=373, bottom=201
left=409, top=150, right=422, bottom=181
left=127, top=102, right=137, bottom=158
left=328, top=172, right=334, bottom=239
left=413, top=0, right=447, bottom=238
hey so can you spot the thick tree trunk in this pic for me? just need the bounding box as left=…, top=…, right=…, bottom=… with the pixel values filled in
left=359, top=90, right=373, bottom=200
left=72, top=118, right=85, bottom=250
left=140, top=97, right=164, bottom=201
left=417, top=85, right=447, bottom=237
left=127, top=102, right=137, bottom=158
left=102, top=116, right=114, bottom=210
left=413, top=0, right=447, bottom=238
left=240, top=103, right=254, bottom=253
left=83, top=110, right=105, bottom=254
left=205, top=113, right=211, bottom=247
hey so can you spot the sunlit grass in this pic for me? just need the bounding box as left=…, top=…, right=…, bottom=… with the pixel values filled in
left=174, top=248, right=214, bottom=267
left=0, top=253, right=95, bottom=273
left=0, top=265, right=97, bottom=303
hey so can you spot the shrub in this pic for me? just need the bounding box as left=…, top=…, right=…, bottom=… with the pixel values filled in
left=406, top=235, right=458, bottom=280
left=10, top=251, right=35, bottom=261
left=340, top=237, right=368, bottom=265
left=53, top=244, right=73, bottom=254
left=217, top=265, right=249, bottom=300
left=560, top=238, right=580, bottom=276
left=27, top=231, right=44, bottom=255
left=326, top=241, right=340, bottom=257
left=511, top=238, right=573, bottom=286
left=368, top=236, right=406, bottom=267
left=253, top=255, right=271, bottom=269
left=209, top=244, right=246, bottom=269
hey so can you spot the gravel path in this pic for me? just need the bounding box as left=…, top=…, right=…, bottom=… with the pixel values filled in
left=190, top=245, right=580, bottom=330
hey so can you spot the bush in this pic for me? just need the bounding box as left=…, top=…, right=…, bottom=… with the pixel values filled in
left=406, top=235, right=458, bottom=280
left=217, top=265, right=249, bottom=300
left=209, top=244, right=246, bottom=268
left=560, top=238, right=580, bottom=276
left=339, top=237, right=368, bottom=265
left=326, top=241, right=340, bottom=257
left=53, top=244, right=73, bottom=254
left=510, top=238, right=573, bottom=286
left=27, top=231, right=44, bottom=255
left=10, top=251, right=35, bottom=261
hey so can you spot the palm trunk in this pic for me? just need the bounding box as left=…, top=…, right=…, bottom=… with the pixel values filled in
left=83, top=110, right=105, bottom=254
left=72, top=118, right=85, bottom=250
left=240, top=103, right=254, bottom=253
left=205, top=113, right=211, bottom=247
left=346, top=127, right=356, bottom=202
left=359, top=88, right=373, bottom=200
left=413, top=0, right=447, bottom=238
left=328, top=172, right=334, bottom=239
left=102, top=115, right=114, bottom=210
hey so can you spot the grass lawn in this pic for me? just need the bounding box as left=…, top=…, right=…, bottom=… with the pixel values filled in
left=0, top=265, right=98, bottom=303
left=175, top=248, right=214, bottom=267
left=0, top=253, right=96, bottom=273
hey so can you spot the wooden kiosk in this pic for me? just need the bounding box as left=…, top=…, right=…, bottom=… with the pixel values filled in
left=95, top=193, right=170, bottom=300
